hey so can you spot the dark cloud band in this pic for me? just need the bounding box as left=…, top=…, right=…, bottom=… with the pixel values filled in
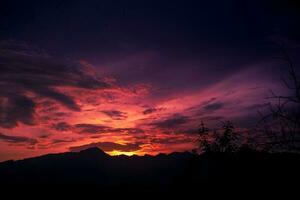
left=0, top=42, right=110, bottom=128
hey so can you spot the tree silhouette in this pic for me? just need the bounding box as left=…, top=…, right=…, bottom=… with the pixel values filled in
left=197, top=121, right=211, bottom=152
left=196, top=121, right=238, bottom=153
left=258, top=46, right=300, bottom=152
left=218, top=121, right=238, bottom=152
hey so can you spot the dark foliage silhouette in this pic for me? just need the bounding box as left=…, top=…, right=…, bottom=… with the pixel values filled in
left=258, top=46, right=300, bottom=152
left=218, top=121, right=238, bottom=152
left=196, top=121, right=239, bottom=153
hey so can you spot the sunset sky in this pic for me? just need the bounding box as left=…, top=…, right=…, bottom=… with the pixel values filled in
left=0, top=0, right=299, bottom=161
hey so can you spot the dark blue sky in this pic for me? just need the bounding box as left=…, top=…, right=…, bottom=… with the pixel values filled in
left=1, top=0, right=299, bottom=87
left=1, top=0, right=299, bottom=57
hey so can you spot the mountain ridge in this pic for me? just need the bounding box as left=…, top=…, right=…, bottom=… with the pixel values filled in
left=1, top=147, right=300, bottom=189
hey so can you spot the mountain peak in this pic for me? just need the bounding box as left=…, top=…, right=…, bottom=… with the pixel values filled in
left=78, top=147, right=108, bottom=157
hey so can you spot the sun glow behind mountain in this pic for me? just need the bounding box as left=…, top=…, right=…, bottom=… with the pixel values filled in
left=109, top=150, right=139, bottom=156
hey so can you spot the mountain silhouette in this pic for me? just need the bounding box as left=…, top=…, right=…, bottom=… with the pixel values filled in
left=75, top=147, right=109, bottom=158
left=1, top=148, right=300, bottom=190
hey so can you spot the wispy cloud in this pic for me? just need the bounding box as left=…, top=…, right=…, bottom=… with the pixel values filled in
left=101, top=110, right=127, bottom=120
left=0, top=133, right=37, bottom=145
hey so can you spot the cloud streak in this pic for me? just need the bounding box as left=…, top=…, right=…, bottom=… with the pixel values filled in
left=101, top=110, right=127, bottom=120
left=0, top=133, right=37, bottom=145
left=149, top=114, right=189, bottom=130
